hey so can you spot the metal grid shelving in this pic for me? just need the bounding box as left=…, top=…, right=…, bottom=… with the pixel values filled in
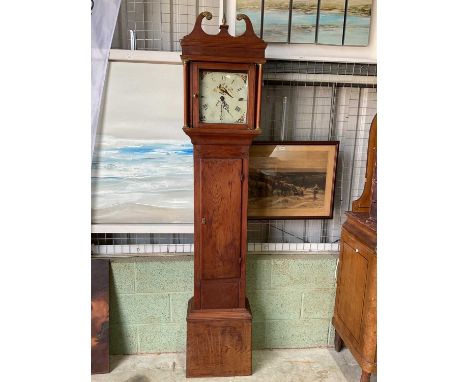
left=112, top=0, right=220, bottom=51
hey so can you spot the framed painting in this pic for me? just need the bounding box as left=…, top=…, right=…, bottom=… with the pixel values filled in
left=92, top=61, right=194, bottom=226
left=248, top=141, right=339, bottom=219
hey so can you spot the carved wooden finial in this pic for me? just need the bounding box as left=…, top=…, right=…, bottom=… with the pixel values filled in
left=195, top=11, right=212, bottom=30
left=236, top=14, right=256, bottom=37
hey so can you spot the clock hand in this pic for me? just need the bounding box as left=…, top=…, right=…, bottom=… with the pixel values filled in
left=217, top=84, right=234, bottom=98
left=223, top=88, right=234, bottom=98
left=222, top=100, right=233, bottom=116
left=218, top=95, right=233, bottom=118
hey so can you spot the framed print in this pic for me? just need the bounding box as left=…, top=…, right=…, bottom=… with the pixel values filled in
left=248, top=141, right=339, bottom=219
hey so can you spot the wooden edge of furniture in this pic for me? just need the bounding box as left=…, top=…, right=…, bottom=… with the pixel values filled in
left=183, top=127, right=261, bottom=145
left=187, top=297, right=252, bottom=321
left=255, top=63, right=263, bottom=130
left=344, top=212, right=377, bottom=248
left=333, top=315, right=375, bottom=373
left=91, top=259, right=110, bottom=374
left=352, top=114, right=377, bottom=213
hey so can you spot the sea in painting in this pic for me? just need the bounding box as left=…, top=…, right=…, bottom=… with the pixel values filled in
left=92, top=136, right=193, bottom=224
left=236, top=0, right=372, bottom=46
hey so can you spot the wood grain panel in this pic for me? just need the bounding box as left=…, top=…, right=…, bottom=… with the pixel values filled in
left=336, top=241, right=369, bottom=343
left=200, top=158, right=242, bottom=280
left=201, top=279, right=239, bottom=309
left=186, top=298, right=252, bottom=377
left=91, top=259, right=109, bottom=374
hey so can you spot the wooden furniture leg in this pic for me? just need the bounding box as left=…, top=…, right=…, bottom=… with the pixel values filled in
left=360, top=370, right=371, bottom=382
left=334, top=329, right=343, bottom=352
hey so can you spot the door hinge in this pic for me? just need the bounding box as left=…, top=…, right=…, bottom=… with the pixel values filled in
left=240, top=173, right=245, bottom=182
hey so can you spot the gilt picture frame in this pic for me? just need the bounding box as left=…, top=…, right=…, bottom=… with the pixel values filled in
left=248, top=141, right=339, bottom=219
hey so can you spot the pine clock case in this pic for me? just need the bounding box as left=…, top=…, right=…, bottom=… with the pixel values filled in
left=180, top=12, right=266, bottom=378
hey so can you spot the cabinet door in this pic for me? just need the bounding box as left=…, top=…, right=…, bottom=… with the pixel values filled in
left=335, top=235, right=370, bottom=346
left=200, top=158, right=243, bottom=308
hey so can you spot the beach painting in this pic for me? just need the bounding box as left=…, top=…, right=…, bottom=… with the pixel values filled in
left=92, top=62, right=194, bottom=224
left=248, top=142, right=339, bottom=219
left=236, top=0, right=372, bottom=46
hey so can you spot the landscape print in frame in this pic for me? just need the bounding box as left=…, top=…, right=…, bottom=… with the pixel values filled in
left=236, top=0, right=373, bottom=46
left=248, top=142, right=339, bottom=219
left=92, top=62, right=193, bottom=224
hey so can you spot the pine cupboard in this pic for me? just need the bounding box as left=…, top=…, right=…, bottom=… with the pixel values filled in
left=333, top=115, right=377, bottom=382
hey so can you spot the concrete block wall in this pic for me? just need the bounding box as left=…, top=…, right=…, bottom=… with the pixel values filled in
left=109, top=253, right=338, bottom=355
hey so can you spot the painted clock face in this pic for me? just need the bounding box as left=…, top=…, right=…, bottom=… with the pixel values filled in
left=199, top=71, right=248, bottom=124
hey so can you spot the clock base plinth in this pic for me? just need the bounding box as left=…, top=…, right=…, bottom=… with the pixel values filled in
left=186, top=297, right=252, bottom=378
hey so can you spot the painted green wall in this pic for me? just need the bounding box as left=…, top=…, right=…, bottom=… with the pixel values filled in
left=109, top=253, right=338, bottom=355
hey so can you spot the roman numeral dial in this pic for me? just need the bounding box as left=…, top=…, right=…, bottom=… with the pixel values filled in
left=199, top=71, right=248, bottom=124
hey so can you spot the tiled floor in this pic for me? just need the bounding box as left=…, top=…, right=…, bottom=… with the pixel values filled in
left=92, top=348, right=376, bottom=382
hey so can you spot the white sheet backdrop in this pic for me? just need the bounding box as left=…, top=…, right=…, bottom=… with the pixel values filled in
left=91, top=0, right=121, bottom=157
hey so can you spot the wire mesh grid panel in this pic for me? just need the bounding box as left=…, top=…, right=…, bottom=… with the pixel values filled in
left=91, top=233, right=195, bottom=255
left=112, top=0, right=220, bottom=51
left=247, top=60, right=377, bottom=245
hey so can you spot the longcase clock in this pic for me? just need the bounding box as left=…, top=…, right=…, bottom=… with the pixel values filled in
left=180, top=12, right=266, bottom=378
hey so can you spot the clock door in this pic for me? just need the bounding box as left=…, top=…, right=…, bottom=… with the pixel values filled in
left=199, top=158, right=243, bottom=309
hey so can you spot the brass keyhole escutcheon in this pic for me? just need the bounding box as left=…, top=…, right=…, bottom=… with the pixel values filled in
left=202, top=217, right=206, bottom=224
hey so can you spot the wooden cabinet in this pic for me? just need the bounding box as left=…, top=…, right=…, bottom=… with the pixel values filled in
left=333, top=115, right=377, bottom=382
left=181, top=12, right=266, bottom=378
left=334, top=213, right=377, bottom=381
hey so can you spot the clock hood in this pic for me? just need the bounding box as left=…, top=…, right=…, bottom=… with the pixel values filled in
left=180, top=12, right=267, bottom=64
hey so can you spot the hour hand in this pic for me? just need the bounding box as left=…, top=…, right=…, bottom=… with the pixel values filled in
left=217, top=85, right=233, bottom=98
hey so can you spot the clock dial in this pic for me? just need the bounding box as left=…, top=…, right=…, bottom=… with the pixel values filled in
left=199, top=71, right=248, bottom=124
